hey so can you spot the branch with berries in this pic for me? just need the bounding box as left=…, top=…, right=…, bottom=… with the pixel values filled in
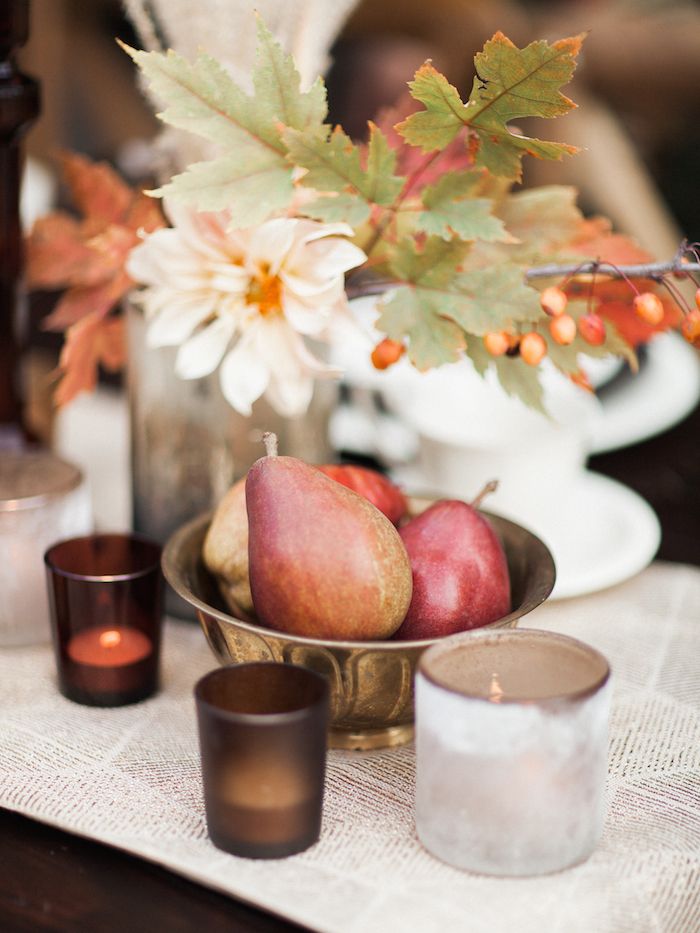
left=351, top=243, right=700, bottom=382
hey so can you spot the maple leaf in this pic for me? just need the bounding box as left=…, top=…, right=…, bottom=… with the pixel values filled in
left=252, top=17, right=327, bottom=133
left=397, top=33, right=582, bottom=181
left=497, top=186, right=584, bottom=257
left=376, top=237, right=471, bottom=369
left=373, top=94, right=474, bottom=198
left=467, top=339, right=547, bottom=414
left=25, top=153, right=164, bottom=405
left=449, top=265, right=542, bottom=335
left=26, top=153, right=165, bottom=333
left=416, top=171, right=513, bottom=242
left=26, top=214, right=110, bottom=288
left=287, top=123, right=404, bottom=226
left=122, top=20, right=327, bottom=225
left=54, top=313, right=126, bottom=406
left=375, top=237, right=541, bottom=368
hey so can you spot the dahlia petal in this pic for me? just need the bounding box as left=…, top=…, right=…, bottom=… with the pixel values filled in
left=175, top=315, right=236, bottom=379
left=146, top=293, right=217, bottom=347
left=218, top=329, right=270, bottom=416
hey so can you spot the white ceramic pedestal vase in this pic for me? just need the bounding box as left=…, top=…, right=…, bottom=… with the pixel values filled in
left=126, top=305, right=335, bottom=616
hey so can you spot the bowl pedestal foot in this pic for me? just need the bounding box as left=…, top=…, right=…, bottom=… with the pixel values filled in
left=330, top=724, right=414, bottom=751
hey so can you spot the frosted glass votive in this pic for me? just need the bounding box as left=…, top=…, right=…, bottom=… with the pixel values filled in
left=0, top=452, right=93, bottom=646
left=415, top=629, right=611, bottom=876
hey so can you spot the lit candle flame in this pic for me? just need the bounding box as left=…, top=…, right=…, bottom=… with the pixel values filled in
left=98, top=630, right=122, bottom=649
left=488, top=672, right=504, bottom=703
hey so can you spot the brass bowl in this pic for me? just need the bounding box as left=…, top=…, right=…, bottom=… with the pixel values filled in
left=162, top=497, right=555, bottom=750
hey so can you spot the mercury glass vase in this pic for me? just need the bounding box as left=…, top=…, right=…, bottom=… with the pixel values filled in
left=126, top=304, right=335, bottom=615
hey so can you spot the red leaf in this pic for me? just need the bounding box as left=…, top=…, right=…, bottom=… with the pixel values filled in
left=126, top=193, right=165, bottom=234
left=59, top=152, right=133, bottom=228
left=54, top=314, right=126, bottom=407
left=562, top=219, right=679, bottom=345
left=372, top=95, right=475, bottom=199
left=26, top=214, right=107, bottom=288
left=43, top=272, right=132, bottom=331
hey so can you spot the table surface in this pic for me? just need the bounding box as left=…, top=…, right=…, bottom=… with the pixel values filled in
left=1, top=398, right=698, bottom=933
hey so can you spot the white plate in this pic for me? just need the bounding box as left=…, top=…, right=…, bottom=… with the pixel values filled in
left=589, top=332, right=700, bottom=454
left=494, top=471, right=661, bottom=600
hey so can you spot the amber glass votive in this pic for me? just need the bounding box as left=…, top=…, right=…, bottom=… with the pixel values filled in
left=416, top=629, right=611, bottom=876
left=195, top=663, right=330, bottom=859
left=45, top=533, right=163, bottom=707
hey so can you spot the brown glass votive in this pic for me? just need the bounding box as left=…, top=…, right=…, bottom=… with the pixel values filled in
left=44, top=534, right=163, bottom=707
left=195, top=663, right=330, bottom=859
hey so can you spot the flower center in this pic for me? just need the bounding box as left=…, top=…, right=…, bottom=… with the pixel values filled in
left=247, top=264, right=282, bottom=317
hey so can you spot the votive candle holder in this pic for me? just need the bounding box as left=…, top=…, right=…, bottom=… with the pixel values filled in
left=415, top=628, right=611, bottom=876
left=45, top=533, right=163, bottom=706
left=195, top=662, right=330, bottom=859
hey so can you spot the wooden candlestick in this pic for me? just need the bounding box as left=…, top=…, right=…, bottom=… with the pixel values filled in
left=0, top=0, right=40, bottom=449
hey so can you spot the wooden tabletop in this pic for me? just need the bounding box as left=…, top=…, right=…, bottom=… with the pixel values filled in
left=1, top=396, right=698, bottom=933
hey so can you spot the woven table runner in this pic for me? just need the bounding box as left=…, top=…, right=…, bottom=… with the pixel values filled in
left=1, top=562, right=699, bottom=933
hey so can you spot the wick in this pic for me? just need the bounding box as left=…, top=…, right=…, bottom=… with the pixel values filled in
left=262, top=431, right=278, bottom=457
left=471, top=479, right=498, bottom=510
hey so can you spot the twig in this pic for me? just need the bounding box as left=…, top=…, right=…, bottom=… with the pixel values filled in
left=346, top=259, right=700, bottom=300
left=525, top=258, right=700, bottom=281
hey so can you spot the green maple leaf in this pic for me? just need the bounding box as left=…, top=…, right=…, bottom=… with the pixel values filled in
left=467, top=340, right=547, bottom=413
left=497, top=186, right=584, bottom=256
left=449, top=265, right=542, bottom=335
left=375, top=237, right=541, bottom=369
left=121, top=22, right=327, bottom=225
left=389, top=233, right=471, bottom=285
left=376, top=237, right=471, bottom=369
left=397, top=32, right=582, bottom=180
left=417, top=172, right=514, bottom=242
left=378, top=290, right=467, bottom=370
left=286, top=123, right=404, bottom=226
left=252, top=18, right=327, bottom=133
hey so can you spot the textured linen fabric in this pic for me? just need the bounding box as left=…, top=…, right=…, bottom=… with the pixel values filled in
left=1, top=562, right=699, bottom=933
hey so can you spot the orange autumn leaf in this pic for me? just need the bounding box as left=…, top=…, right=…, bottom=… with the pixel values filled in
left=59, top=152, right=133, bottom=232
left=54, top=313, right=126, bottom=407
left=25, top=213, right=108, bottom=288
left=25, top=152, right=165, bottom=405
left=43, top=271, right=133, bottom=331
left=562, top=219, right=679, bottom=346
left=26, top=151, right=164, bottom=327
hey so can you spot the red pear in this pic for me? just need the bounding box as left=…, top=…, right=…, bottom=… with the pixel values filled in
left=246, top=434, right=412, bottom=640
left=393, top=486, right=510, bottom=640
left=317, top=464, right=407, bottom=525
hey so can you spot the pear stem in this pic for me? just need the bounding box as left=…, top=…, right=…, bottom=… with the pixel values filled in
left=262, top=431, right=278, bottom=457
left=471, top=479, right=499, bottom=510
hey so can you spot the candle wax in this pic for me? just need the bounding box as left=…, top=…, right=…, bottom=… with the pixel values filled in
left=67, top=627, right=152, bottom=667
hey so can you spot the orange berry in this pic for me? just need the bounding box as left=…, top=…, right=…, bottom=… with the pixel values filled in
left=681, top=309, right=700, bottom=347
left=570, top=370, right=593, bottom=392
left=483, top=331, right=510, bottom=356
left=549, top=313, right=577, bottom=345
left=695, top=287, right=700, bottom=312
left=540, top=286, right=568, bottom=317
left=371, top=338, right=404, bottom=370
left=520, top=332, right=547, bottom=366
left=578, top=313, right=606, bottom=346
left=633, top=292, right=664, bottom=326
